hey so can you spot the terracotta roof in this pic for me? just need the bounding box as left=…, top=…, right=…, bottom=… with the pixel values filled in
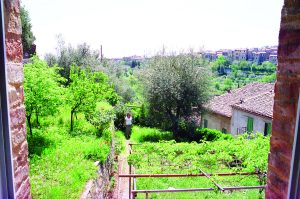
left=205, top=83, right=274, bottom=118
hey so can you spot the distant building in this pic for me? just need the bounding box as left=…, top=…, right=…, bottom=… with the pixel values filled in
left=233, top=49, right=248, bottom=61
left=269, top=55, right=278, bottom=64
left=253, top=52, right=267, bottom=64
left=202, top=83, right=274, bottom=135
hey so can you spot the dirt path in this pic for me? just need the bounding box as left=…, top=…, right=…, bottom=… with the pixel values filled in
left=116, top=140, right=131, bottom=199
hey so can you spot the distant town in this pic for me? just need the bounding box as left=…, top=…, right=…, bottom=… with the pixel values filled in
left=110, top=46, right=278, bottom=66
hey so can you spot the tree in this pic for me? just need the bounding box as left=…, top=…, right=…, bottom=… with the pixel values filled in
left=143, top=54, right=211, bottom=136
left=24, top=56, right=63, bottom=136
left=212, top=55, right=230, bottom=74
left=20, top=6, right=36, bottom=53
left=45, top=36, right=100, bottom=85
left=66, top=65, right=116, bottom=131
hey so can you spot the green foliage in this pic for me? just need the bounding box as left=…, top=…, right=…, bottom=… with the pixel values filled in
left=115, top=131, right=126, bottom=155
left=86, top=110, right=115, bottom=137
left=143, top=54, right=211, bottom=135
left=128, top=135, right=269, bottom=198
left=67, top=65, right=117, bottom=131
left=30, top=133, right=105, bottom=199
left=45, top=36, right=100, bottom=84
left=196, top=128, right=233, bottom=141
left=28, top=106, right=113, bottom=198
left=130, top=126, right=173, bottom=143
left=24, top=56, right=63, bottom=135
left=20, top=6, right=35, bottom=53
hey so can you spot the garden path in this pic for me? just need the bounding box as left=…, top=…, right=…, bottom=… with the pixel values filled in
left=117, top=140, right=130, bottom=199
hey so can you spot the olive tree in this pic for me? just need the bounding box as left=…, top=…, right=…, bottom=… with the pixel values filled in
left=143, top=54, right=211, bottom=136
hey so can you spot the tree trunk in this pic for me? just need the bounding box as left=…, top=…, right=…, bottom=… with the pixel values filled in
left=27, top=115, right=32, bottom=136
left=70, top=110, right=74, bottom=132
left=35, top=111, right=39, bottom=127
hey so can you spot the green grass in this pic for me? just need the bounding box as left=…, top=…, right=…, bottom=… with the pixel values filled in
left=130, top=126, right=173, bottom=143
left=29, top=105, right=112, bottom=199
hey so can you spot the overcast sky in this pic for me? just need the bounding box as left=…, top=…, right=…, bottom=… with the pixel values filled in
left=22, top=0, right=284, bottom=58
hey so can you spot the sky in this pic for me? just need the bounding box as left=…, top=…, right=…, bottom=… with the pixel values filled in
left=22, top=0, right=284, bottom=58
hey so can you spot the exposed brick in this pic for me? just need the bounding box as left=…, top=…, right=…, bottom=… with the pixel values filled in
left=9, top=106, right=26, bottom=129
left=6, top=37, right=23, bottom=63
left=267, top=1, right=300, bottom=198
left=268, top=153, right=291, bottom=182
left=7, top=62, right=24, bottom=86
left=14, top=164, right=29, bottom=191
left=4, top=0, right=31, bottom=197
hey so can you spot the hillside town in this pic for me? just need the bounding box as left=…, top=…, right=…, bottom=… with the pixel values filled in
left=202, top=46, right=278, bottom=64
left=111, top=46, right=278, bottom=66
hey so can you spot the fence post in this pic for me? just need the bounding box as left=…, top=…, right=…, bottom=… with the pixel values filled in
left=145, top=192, right=149, bottom=199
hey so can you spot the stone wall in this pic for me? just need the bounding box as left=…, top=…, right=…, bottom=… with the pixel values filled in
left=81, top=129, right=115, bottom=199
left=4, top=0, right=31, bottom=198
left=266, top=1, right=300, bottom=198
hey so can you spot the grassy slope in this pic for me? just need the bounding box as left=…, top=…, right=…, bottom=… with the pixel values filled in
left=29, top=103, right=112, bottom=199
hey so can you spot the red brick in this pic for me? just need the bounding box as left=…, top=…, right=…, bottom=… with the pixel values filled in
left=5, top=37, right=23, bottom=63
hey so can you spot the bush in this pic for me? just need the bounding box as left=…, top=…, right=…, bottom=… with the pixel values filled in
left=196, top=128, right=233, bottom=141
left=130, top=126, right=173, bottom=143
left=115, top=131, right=126, bottom=155
left=85, top=109, right=115, bottom=137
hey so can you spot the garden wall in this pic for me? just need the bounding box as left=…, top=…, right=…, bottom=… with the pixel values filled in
left=81, top=131, right=115, bottom=199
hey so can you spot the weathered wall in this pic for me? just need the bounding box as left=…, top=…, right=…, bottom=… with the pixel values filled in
left=4, top=0, right=31, bottom=198
left=266, top=1, right=300, bottom=198
left=202, top=112, right=231, bottom=133
left=81, top=129, right=115, bottom=199
left=231, top=108, right=272, bottom=135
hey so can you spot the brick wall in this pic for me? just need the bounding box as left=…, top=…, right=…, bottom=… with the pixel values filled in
left=4, top=0, right=31, bottom=198
left=266, top=0, right=300, bottom=198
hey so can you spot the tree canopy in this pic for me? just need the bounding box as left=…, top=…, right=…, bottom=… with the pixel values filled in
left=143, top=54, right=211, bottom=136
left=24, top=56, right=63, bottom=135
left=20, top=6, right=36, bottom=53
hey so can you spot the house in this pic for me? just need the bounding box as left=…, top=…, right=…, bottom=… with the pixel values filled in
left=202, top=83, right=274, bottom=135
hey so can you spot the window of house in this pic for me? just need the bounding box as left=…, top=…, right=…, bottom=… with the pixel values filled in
left=247, top=117, right=254, bottom=132
left=204, top=119, right=208, bottom=128
left=222, top=128, right=227, bottom=134
left=264, top=122, right=272, bottom=136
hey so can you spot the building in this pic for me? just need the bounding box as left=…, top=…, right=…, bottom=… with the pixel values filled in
left=202, top=83, right=274, bottom=135
left=269, top=54, right=278, bottom=64
left=253, top=52, right=267, bottom=64
left=233, top=49, right=248, bottom=61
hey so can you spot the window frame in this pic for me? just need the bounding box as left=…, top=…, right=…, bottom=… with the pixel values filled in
left=288, top=92, right=300, bottom=198
left=0, top=0, right=16, bottom=198
left=247, top=116, right=254, bottom=132
left=203, top=119, right=208, bottom=128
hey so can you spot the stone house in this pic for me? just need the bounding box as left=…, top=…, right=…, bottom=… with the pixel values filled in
left=202, top=83, right=274, bottom=135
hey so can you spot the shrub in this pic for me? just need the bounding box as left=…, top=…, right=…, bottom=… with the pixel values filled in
left=130, top=126, right=173, bottom=143
left=196, top=128, right=233, bottom=141
left=115, top=131, right=126, bottom=155
left=85, top=109, right=115, bottom=137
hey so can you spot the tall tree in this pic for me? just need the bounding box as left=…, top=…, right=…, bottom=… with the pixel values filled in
left=20, top=6, right=36, bottom=53
left=143, top=54, right=211, bottom=135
